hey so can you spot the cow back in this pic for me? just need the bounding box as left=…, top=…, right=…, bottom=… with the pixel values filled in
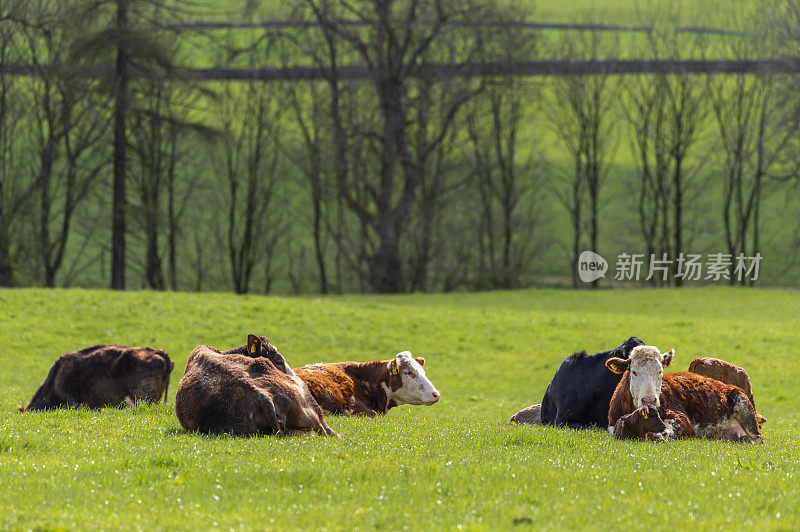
left=294, top=364, right=356, bottom=414
left=688, top=357, right=754, bottom=406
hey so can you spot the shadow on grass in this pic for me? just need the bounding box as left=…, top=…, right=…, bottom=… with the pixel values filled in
left=162, top=427, right=301, bottom=439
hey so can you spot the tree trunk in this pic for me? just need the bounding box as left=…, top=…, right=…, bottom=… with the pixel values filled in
left=167, top=172, right=177, bottom=290
left=673, top=157, right=683, bottom=287
left=370, top=70, right=406, bottom=293
left=370, top=239, right=403, bottom=293
left=145, top=211, right=164, bottom=290
left=311, top=184, right=328, bottom=294
left=571, top=160, right=583, bottom=289
left=0, top=218, right=12, bottom=286
left=111, top=0, right=128, bottom=290
left=38, top=135, right=56, bottom=287
left=589, top=180, right=599, bottom=289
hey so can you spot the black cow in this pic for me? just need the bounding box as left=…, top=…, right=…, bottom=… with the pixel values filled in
left=539, top=336, right=644, bottom=429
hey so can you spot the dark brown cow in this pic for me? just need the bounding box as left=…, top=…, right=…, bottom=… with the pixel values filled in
left=220, top=334, right=295, bottom=376
left=175, top=345, right=336, bottom=436
left=19, top=345, right=174, bottom=411
left=606, top=345, right=762, bottom=442
left=611, top=405, right=667, bottom=440
left=294, top=351, right=440, bottom=416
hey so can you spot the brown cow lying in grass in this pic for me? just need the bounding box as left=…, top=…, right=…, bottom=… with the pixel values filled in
left=220, top=334, right=295, bottom=376
left=19, top=345, right=174, bottom=411
left=510, top=404, right=542, bottom=425
left=175, top=336, right=336, bottom=437
left=294, top=351, right=440, bottom=416
left=688, top=356, right=766, bottom=427
left=606, top=346, right=762, bottom=443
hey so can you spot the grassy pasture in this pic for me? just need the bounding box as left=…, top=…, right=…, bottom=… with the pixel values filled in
left=0, top=287, right=798, bottom=530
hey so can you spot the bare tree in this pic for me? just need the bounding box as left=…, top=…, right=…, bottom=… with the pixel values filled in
left=302, top=0, right=505, bottom=293
left=214, top=35, right=287, bottom=294
left=547, top=30, right=617, bottom=288
left=23, top=1, right=109, bottom=287
left=129, top=73, right=204, bottom=291
left=0, top=1, right=27, bottom=286
left=72, top=0, right=192, bottom=289
left=403, top=31, right=492, bottom=292
left=774, top=0, right=800, bottom=273
left=707, top=8, right=796, bottom=285
left=623, top=15, right=708, bottom=286
left=282, top=79, right=335, bottom=293
left=466, top=80, right=542, bottom=289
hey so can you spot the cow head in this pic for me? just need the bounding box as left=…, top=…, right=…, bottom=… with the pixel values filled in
left=247, top=334, right=296, bottom=376
left=606, top=345, right=674, bottom=408
left=384, top=351, right=440, bottom=406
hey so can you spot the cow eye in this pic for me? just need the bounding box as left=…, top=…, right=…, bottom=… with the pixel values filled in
left=405, top=371, right=415, bottom=377
left=632, top=371, right=637, bottom=376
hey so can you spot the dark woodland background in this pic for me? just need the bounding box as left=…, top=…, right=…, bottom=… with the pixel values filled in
left=1, top=0, right=800, bottom=293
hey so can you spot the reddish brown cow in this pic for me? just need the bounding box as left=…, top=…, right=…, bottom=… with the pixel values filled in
left=688, top=357, right=755, bottom=405
left=20, top=345, right=174, bottom=411
left=606, top=345, right=762, bottom=442
left=294, top=351, right=440, bottom=416
left=689, top=356, right=766, bottom=426
left=175, top=345, right=336, bottom=436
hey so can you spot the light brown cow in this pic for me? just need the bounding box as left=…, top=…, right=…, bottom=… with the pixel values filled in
left=175, top=344, right=336, bottom=436
left=19, top=345, right=174, bottom=411
left=510, top=404, right=542, bottom=425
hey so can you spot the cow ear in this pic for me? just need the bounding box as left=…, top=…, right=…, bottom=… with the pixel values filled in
left=387, top=359, right=399, bottom=375
left=662, top=349, right=674, bottom=367
left=247, top=334, right=261, bottom=354
left=605, top=357, right=630, bottom=374
left=415, top=357, right=425, bottom=367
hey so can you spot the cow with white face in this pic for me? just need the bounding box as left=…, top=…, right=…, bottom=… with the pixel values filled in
left=294, top=351, right=441, bottom=416
left=383, top=351, right=440, bottom=406
left=606, top=345, right=763, bottom=442
left=606, top=345, right=673, bottom=408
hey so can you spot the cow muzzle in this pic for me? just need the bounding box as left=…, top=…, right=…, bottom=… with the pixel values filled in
left=640, top=395, right=658, bottom=407
left=426, top=391, right=441, bottom=404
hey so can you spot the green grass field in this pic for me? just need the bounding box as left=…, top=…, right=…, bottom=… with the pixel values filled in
left=0, top=288, right=798, bottom=530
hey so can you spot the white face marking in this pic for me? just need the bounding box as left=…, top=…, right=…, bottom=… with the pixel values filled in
left=627, top=346, right=665, bottom=409
left=383, top=351, right=440, bottom=406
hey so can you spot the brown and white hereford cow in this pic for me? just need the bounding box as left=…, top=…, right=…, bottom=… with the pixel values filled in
left=175, top=345, right=336, bottom=436
left=294, top=351, right=440, bottom=416
left=606, top=345, right=762, bottom=442
left=19, top=345, right=174, bottom=411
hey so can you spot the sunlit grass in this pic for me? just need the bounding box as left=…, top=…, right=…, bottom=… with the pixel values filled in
left=0, top=287, right=798, bottom=529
